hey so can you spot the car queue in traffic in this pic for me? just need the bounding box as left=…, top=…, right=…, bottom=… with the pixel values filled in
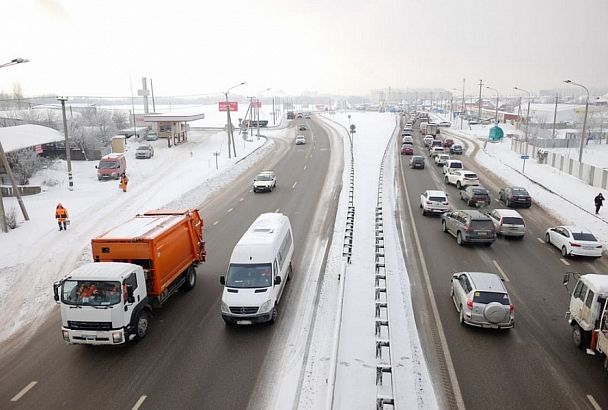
left=401, top=111, right=604, bottom=331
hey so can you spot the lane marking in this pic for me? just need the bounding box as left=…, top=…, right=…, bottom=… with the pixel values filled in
left=292, top=182, right=297, bottom=189
left=239, top=197, right=244, bottom=202
left=213, top=220, right=219, bottom=226
left=11, top=381, right=37, bottom=402
left=132, top=395, right=147, bottom=410
left=304, top=165, right=307, bottom=170
left=560, top=258, right=570, bottom=266
left=227, top=208, right=233, bottom=213
left=536, top=237, right=544, bottom=243
left=587, top=395, right=601, bottom=410
left=492, top=260, right=510, bottom=282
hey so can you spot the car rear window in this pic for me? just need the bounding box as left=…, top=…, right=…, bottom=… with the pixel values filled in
left=464, top=173, right=478, bottom=179
left=429, top=196, right=447, bottom=202
left=472, top=188, right=488, bottom=194
left=473, top=291, right=510, bottom=305
left=572, top=232, right=597, bottom=241
left=502, top=217, right=524, bottom=225
left=470, top=220, right=494, bottom=230
left=511, top=188, right=529, bottom=195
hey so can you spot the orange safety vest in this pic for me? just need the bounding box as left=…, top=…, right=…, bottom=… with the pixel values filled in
left=55, top=206, right=68, bottom=222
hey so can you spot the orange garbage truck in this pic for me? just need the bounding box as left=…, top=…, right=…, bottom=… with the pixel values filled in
left=53, top=209, right=205, bottom=345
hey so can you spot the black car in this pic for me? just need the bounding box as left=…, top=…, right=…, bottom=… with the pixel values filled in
left=409, top=155, right=425, bottom=169
left=499, top=186, right=532, bottom=208
left=460, top=186, right=491, bottom=207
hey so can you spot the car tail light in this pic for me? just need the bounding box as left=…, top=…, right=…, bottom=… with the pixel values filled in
left=465, top=225, right=473, bottom=233
left=596, top=245, right=603, bottom=248
left=443, top=201, right=449, bottom=205
left=426, top=201, right=432, bottom=205
left=510, top=304, right=514, bottom=314
left=466, top=299, right=473, bottom=310
left=569, top=242, right=581, bottom=247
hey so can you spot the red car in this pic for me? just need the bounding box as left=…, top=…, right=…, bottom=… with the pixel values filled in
left=442, top=138, right=454, bottom=148
left=401, top=144, right=414, bottom=155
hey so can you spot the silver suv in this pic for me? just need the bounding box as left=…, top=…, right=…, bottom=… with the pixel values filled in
left=451, top=271, right=514, bottom=329
left=441, top=210, right=496, bottom=245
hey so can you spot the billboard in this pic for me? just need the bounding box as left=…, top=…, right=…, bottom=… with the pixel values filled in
left=219, top=101, right=238, bottom=111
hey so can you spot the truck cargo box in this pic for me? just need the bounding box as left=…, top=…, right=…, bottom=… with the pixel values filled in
left=92, top=209, right=205, bottom=300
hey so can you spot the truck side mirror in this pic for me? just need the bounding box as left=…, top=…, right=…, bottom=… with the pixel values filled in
left=220, top=276, right=225, bottom=285
left=53, top=282, right=60, bottom=303
left=127, top=286, right=135, bottom=304
left=274, top=276, right=282, bottom=286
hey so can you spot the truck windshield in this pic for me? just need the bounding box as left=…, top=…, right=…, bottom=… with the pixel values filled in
left=62, top=280, right=122, bottom=306
left=98, top=161, right=118, bottom=169
left=226, top=263, right=272, bottom=288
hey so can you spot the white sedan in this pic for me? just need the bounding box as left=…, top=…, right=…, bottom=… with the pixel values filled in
left=544, top=226, right=603, bottom=258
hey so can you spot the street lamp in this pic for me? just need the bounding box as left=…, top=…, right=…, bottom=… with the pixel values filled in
left=223, top=82, right=246, bottom=158
left=564, top=79, right=589, bottom=163
left=514, top=87, right=531, bottom=142
left=0, top=58, right=29, bottom=69
left=485, top=86, right=499, bottom=124
left=256, top=88, right=271, bottom=137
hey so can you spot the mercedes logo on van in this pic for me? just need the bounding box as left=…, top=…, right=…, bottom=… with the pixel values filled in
left=240, top=308, right=247, bottom=314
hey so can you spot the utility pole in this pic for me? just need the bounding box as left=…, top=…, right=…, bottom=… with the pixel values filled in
left=272, top=97, right=276, bottom=125
left=138, top=77, right=150, bottom=114
left=58, top=97, right=74, bottom=191
left=478, top=80, right=483, bottom=122
left=552, top=94, right=558, bottom=139
left=461, top=78, right=466, bottom=129
left=0, top=141, right=29, bottom=222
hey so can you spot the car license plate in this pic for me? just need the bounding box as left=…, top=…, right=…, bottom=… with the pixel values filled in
left=583, top=246, right=594, bottom=250
left=478, top=232, right=487, bottom=236
left=237, top=320, right=252, bottom=325
left=476, top=201, right=485, bottom=206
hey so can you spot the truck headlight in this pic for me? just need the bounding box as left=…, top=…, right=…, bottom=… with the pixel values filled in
left=62, top=330, right=70, bottom=342
left=112, top=331, right=123, bottom=344
left=259, top=300, right=272, bottom=313
left=221, top=301, right=230, bottom=314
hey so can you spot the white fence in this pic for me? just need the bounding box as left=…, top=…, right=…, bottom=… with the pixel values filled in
left=511, top=139, right=608, bottom=189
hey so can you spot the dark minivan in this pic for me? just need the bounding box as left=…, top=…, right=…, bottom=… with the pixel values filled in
left=409, top=155, right=425, bottom=169
left=441, top=210, right=496, bottom=246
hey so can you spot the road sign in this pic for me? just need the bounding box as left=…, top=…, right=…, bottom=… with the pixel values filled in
left=219, top=101, right=238, bottom=112
left=350, top=124, right=356, bottom=131
left=520, top=155, right=529, bottom=160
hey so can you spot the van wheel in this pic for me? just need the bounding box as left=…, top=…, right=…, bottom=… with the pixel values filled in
left=269, top=306, right=278, bottom=324
left=181, top=266, right=196, bottom=291
left=459, top=307, right=465, bottom=326
left=545, top=233, right=551, bottom=244
left=135, top=311, right=151, bottom=340
left=572, top=324, right=586, bottom=349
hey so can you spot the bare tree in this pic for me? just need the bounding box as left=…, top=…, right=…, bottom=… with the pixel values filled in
left=112, top=110, right=129, bottom=130
left=12, top=82, right=23, bottom=110
left=6, top=148, right=44, bottom=185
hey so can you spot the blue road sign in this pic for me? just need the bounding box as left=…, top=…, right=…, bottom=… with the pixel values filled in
left=520, top=155, right=530, bottom=160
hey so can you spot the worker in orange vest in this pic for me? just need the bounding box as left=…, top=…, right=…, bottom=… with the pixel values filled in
left=120, top=172, right=129, bottom=192
left=55, top=203, right=69, bottom=231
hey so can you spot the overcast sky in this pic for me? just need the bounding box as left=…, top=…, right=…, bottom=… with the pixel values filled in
left=1, top=0, right=606, bottom=99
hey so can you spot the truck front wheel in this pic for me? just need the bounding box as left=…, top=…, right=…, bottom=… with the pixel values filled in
left=181, top=266, right=197, bottom=291
left=135, top=311, right=151, bottom=340
left=572, top=324, right=589, bottom=349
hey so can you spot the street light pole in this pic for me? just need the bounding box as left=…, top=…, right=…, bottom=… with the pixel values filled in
left=514, top=87, right=531, bottom=142
left=485, top=86, right=499, bottom=124
left=478, top=80, right=483, bottom=122
left=0, top=58, right=29, bottom=69
left=564, top=79, right=590, bottom=163
left=57, top=97, right=74, bottom=190
left=256, top=88, right=270, bottom=138
left=223, top=82, right=246, bottom=159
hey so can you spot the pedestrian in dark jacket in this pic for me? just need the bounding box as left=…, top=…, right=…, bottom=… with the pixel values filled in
left=595, top=193, right=605, bottom=214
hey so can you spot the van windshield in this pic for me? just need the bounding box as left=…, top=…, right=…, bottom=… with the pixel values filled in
left=99, top=161, right=119, bottom=169
left=226, top=263, right=272, bottom=288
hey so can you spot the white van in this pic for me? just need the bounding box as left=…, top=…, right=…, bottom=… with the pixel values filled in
left=443, top=159, right=464, bottom=174
left=220, top=213, right=294, bottom=325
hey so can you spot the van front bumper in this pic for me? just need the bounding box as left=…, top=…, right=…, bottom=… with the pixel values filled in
left=221, top=312, right=273, bottom=325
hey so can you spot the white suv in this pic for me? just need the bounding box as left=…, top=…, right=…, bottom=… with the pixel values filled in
left=444, top=170, right=479, bottom=189
left=420, top=190, right=450, bottom=216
